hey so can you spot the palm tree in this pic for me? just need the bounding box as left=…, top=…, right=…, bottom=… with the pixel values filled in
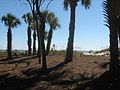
left=22, top=13, right=33, bottom=56
left=64, top=0, right=91, bottom=62
left=31, top=21, right=37, bottom=55
left=31, top=20, right=48, bottom=56
left=46, top=12, right=60, bottom=55
left=1, top=13, right=21, bottom=59
left=38, top=12, right=47, bottom=71
left=31, top=11, right=42, bottom=63
left=103, top=0, right=120, bottom=72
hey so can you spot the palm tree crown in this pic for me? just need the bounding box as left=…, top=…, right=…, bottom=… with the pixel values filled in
left=22, top=12, right=33, bottom=56
left=1, top=13, right=21, bottom=28
left=22, top=12, right=33, bottom=26
left=64, top=0, right=91, bottom=11
left=47, top=12, right=60, bottom=30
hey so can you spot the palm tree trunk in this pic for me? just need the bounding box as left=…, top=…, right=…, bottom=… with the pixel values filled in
left=117, top=17, right=120, bottom=47
left=110, top=27, right=119, bottom=72
left=33, top=29, right=36, bottom=55
left=65, top=2, right=76, bottom=62
left=27, top=26, right=32, bottom=56
left=35, top=0, right=41, bottom=64
left=107, top=0, right=119, bottom=72
left=109, top=9, right=119, bottom=71
left=46, top=28, right=53, bottom=56
left=119, top=25, right=120, bottom=44
left=7, top=27, right=12, bottom=59
left=37, top=23, right=41, bottom=64
left=41, top=14, right=47, bottom=71
left=36, top=0, right=47, bottom=70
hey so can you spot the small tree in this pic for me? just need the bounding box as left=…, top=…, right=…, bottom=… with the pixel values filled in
left=46, top=12, right=60, bottom=55
left=22, top=13, right=33, bottom=56
left=1, top=13, right=21, bottom=59
left=31, top=20, right=37, bottom=55
left=63, top=0, right=91, bottom=62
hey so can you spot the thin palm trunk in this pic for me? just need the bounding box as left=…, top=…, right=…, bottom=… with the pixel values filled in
left=118, top=14, right=120, bottom=42
left=33, top=14, right=41, bottom=64
left=46, top=28, right=53, bottom=56
left=33, top=29, right=36, bottom=55
left=119, top=25, right=120, bottom=43
left=35, top=0, right=47, bottom=70
left=65, top=2, right=76, bottom=62
left=37, top=22, right=41, bottom=64
left=7, top=27, right=12, bottom=59
left=27, top=26, right=32, bottom=56
left=34, top=0, right=42, bottom=64
left=41, top=14, right=47, bottom=71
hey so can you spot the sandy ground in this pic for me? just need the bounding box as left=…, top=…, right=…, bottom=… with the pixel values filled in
left=0, top=53, right=110, bottom=90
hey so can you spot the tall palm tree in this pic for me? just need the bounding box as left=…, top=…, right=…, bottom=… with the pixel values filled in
left=46, top=12, right=60, bottom=55
left=103, top=0, right=120, bottom=72
left=31, top=11, right=42, bottom=63
left=31, top=21, right=37, bottom=55
left=38, top=11, right=47, bottom=71
left=22, top=13, right=33, bottom=56
left=31, top=20, right=48, bottom=56
left=64, top=0, right=91, bottom=62
left=1, top=13, right=21, bottom=59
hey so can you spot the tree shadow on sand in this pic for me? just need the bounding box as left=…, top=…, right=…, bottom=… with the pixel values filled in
left=1, top=58, right=120, bottom=90
left=73, top=70, right=120, bottom=90
left=0, top=56, right=37, bottom=64
left=0, top=61, right=70, bottom=90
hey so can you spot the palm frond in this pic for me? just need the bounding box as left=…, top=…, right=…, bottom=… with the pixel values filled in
left=22, top=12, right=33, bottom=24
left=81, top=0, right=91, bottom=9
left=46, top=11, right=60, bottom=30
left=103, top=0, right=110, bottom=28
left=44, top=31, right=48, bottom=40
left=63, top=0, right=70, bottom=11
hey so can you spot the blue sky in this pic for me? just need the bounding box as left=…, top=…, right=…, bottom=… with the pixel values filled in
left=0, top=0, right=109, bottom=51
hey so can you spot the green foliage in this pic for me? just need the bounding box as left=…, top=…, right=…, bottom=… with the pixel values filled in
left=74, top=51, right=84, bottom=56
left=1, top=13, right=21, bottom=28
left=12, top=52, right=19, bottom=56
left=49, top=50, right=66, bottom=55
left=63, top=0, right=70, bottom=10
left=22, top=12, right=33, bottom=25
left=81, top=0, right=91, bottom=9
left=95, top=48, right=110, bottom=53
left=63, top=0, right=91, bottom=10
left=0, top=51, right=7, bottom=57
left=46, top=11, right=60, bottom=30
left=103, top=0, right=109, bottom=28
left=10, top=50, right=28, bottom=57
left=44, top=31, right=48, bottom=40
left=49, top=50, right=84, bottom=56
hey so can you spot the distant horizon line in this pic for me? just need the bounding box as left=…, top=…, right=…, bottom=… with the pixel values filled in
left=0, top=48, right=109, bottom=52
